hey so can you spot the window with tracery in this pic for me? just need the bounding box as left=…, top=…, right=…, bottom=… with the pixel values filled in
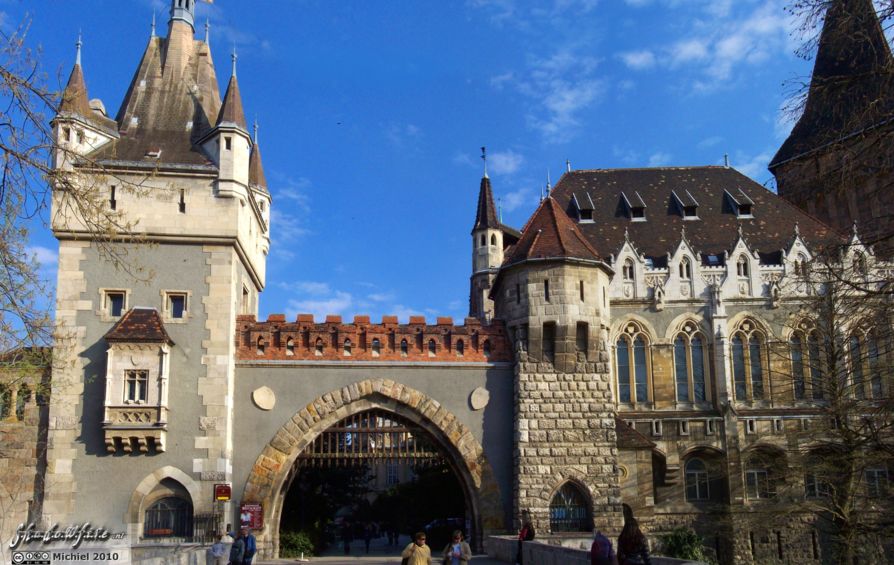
left=549, top=482, right=591, bottom=532
left=790, top=323, right=823, bottom=401
left=616, top=322, right=650, bottom=403
left=622, top=259, right=635, bottom=281
left=736, top=255, right=749, bottom=277
left=673, top=322, right=708, bottom=403
left=849, top=329, right=885, bottom=400
left=731, top=320, right=766, bottom=401
left=679, top=257, right=692, bottom=280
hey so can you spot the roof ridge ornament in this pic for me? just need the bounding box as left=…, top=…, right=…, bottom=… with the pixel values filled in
left=75, top=32, right=82, bottom=66
left=205, top=20, right=210, bottom=45
left=231, top=46, right=238, bottom=78
left=151, top=12, right=156, bottom=38
left=566, top=159, right=571, bottom=173
left=481, top=146, right=488, bottom=179
left=253, top=119, right=259, bottom=145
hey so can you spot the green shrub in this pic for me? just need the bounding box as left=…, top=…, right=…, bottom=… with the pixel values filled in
left=280, top=530, right=315, bottom=558
left=659, top=526, right=710, bottom=561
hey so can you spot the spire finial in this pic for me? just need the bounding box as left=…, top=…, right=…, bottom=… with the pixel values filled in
left=231, top=46, right=238, bottom=77
left=566, top=159, right=571, bottom=173
left=497, top=196, right=503, bottom=223
left=75, top=32, right=82, bottom=66
left=681, top=225, right=686, bottom=240
left=737, top=223, right=744, bottom=239
left=794, top=222, right=800, bottom=237
left=481, top=146, right=488, bottom=179
left=723, top=153, right=730, bottom=168
left=546, top=169, right=551, bottom=192
left=151, top=12, right=156, bottom=37
left=624, top=227, right=630, bottom=241
left=204, top=19, right=210, bottom=44
left=253, top=119, right=259, bottom=145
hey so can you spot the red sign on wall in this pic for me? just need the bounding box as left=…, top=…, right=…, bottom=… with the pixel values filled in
left=240, top=502, right=263, bottom=530
left=214, top=483, right=231, bottom=501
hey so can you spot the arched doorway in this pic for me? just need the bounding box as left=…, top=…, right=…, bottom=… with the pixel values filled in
left=280, top=409, right=467, bottom=556
left=242, top=378, right=503, bottom=559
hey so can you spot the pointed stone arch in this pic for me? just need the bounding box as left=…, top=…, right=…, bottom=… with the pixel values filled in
left=536, top=471, right=596, bottom=534
left=126, top=466, right=201, bottom=540
left=241, top=378, right=503, bottom=558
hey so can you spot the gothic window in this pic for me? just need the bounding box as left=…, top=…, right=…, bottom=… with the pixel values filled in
left=736, top=255, right=749, bottom=277
left=731, top=320, right=767, bottom=402
left=790, top=335, right=806, bottom=401
left=400, top=339, right=409, bottom=357
left=428, top=339, right=436, bottom=357
left=371, top=338, right=381, bottom=357
left=867, top=332, right=883, bottom=399
left=124, top=370, right=149, bottom=403
left=15, top=385, right=30, bottom=421
left=673, top=323, right=708, bottom=403
left=616, top=322, right=650, bottom=404
left=315, top=338, right=324, bottom=356
left=456, top=339, right=464, bottom=357
left=853, top=253, right=867, bottom=276
left=679, top=257, right=692, bottom=280
left=286, top=338, right=295, bottom=355
left=343, top=338, right=352, bottom=356
left=549, top=483, right=591, bottom=532
left=685, top=459, right=710, bottom=501
left=490, top=234, right=497, bottom=246
left=850, top=334, right=865, bottom=399
left=794, top=254, right=808, bottom=277
left=622, top=259, right=635, bottom=282
left=144, top=497, right=193, bottom=539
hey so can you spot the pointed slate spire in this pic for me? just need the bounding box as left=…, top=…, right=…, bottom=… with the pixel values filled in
left=249, top=121, right=268, bottom=192
left=472, top=168, right=500, bottom=234
left=216, top=51, right=248, bottom=130
left=59, top=35, right=92, bottom=116
left=771, top=0, right=894, bottom=166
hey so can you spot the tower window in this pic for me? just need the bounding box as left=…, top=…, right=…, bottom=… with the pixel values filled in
left=165, top=292, right=187, bottom=319
left=371, top=338, right=381, bottom=357
left=516, top=283, right=521, bottom=304
left=490, top=234, right=496, bottom=246
left=428, top=339, right=437, bottom=357
left=225, top=137, right=232, bottom=151
left=343, top=339, right=352, bottom=356
left=179, top=189, right=186, bottom=213
left=544, top=279, right=550, bottom=302
left=315, top=338, right=324, bottom=356
left=456, top=340, right=464, bottom=357
left=241, top=286, right=250, bottom=314
left=480, top=234, right=485, bottom=247
left=542, top=322, right=556, bottom=363
left=286, top=338, right=295, bottom=355
left=110, top=186, right=117, bottom=211
left=63, top=126, right=71, bottom=142
left=400, top=339, right=409, bottom=357
left=104, top=290, right=126, bottom=317
left=579, top=280, right=585, bottom=302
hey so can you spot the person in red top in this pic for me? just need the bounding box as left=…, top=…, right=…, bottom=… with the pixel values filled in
left=516, top=510, right=535, bottom=565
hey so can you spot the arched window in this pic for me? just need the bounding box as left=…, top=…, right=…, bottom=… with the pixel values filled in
left=256, top=336, right=265, bottom=355
left=867, top=332, right=883, bottom=400
left=673, top=322, right=708, bottom=403
left=315, top=338, right=324, bottom=356
left=736, top=255, right=749, bottom=277
left=490, top=234, right=497, bottom=246
left=15, top=385, right=30, bottom=421
left=679, top=257, right=691, bottom=280
left=616, top=322, right=650, bottom=403
left=144, top=497, right=193, bottom=538
left=456, top=340, right=464, bottom=357
left=400, top=339, right=408, bottom=357
left=479, top=234, right=486, bottom=247
left=790, top=334, right=806, bottom=401
left=794, top=254, right=808, bottom=277
left=371, top=338, right=381, bottom=357
left=549, top=483, right=591, bottom=532
left=731, top=320, right=767, bottom=401
left=286, top=337, right=295, bottom=355
left=744, top=451, right=781, bottom=500
left=622, top=259, right=635, bottom=281
left=853, top=253, right=867, bottom=276
left=685, top=459, right=709, bottom=501
left=343, top=338, right=352, bottom=356
left=428, top=339, right=437, bottom=357
left=849, top=328, right=883, bottom=400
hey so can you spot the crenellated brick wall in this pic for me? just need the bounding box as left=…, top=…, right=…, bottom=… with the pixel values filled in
left=235, top=314, right=512, bottom=362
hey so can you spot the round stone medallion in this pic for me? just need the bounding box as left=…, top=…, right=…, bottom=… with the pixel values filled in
left=470, top=387, right=490, bottom=411
left=252, top=386, right=276, bottom=411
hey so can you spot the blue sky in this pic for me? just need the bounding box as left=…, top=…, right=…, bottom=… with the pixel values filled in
left=14, top=0, right=823, bottom=323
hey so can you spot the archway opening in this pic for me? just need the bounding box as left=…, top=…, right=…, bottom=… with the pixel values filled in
left=278, top=409, right=468, bottom=558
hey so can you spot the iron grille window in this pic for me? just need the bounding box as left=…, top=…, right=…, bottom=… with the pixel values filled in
left=144, top=497, right=193, bottom=538
left=549, top=483, right=591, bottom=532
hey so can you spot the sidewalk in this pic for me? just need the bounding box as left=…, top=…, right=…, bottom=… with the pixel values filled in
left=257, top=535, right=505, bottom=564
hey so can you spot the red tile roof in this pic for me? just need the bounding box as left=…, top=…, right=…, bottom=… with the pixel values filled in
left=104, top=308, right=174, bottom=344
left=504, top=196, right=603, bottom=265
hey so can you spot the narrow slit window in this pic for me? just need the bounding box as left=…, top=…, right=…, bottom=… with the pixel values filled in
left=225, top=137, right=232, bottom=150
left=579, top=280, right=585, bottom=302
left=544, top=279, right=550, bottom=302
left=110, top=186, right=117, bottom=211
left=179, top=189, right=186, bottom=213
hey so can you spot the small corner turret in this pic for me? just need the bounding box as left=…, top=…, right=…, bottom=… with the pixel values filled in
left=469, top=147, right=505, bottom=321
left=169, top=0, right=196, bottom=31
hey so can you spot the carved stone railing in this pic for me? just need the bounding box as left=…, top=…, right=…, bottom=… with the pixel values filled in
left=103, top=405, right=167, bottom=454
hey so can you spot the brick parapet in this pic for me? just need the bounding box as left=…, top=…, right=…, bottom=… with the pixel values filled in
left=235, top=314, right=512, bottom=362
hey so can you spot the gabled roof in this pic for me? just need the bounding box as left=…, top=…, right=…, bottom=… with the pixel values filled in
left=104, top=308, right=174, bottom=345
left=472, top=176, right=500, bottom=233
left=548, top=167, right=837, bottom=261
left=770, top=0, right=894, bottom=167
left=217, top=75, right=248, bottom=130
left=503, top=196, right=602, bottom=265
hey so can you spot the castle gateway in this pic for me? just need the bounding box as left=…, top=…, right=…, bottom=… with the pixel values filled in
left=1, top=0, right=890, bottom=563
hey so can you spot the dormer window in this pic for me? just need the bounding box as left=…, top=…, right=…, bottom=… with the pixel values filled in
left=704, top=254, right=723, bottom=267
left=572, top=192, right=596, bottom=223
left=620, top=191, right=647, bottom=221
left=724, top=188, right=755, bottom=218
left=671, top=190, right=699, bottom=220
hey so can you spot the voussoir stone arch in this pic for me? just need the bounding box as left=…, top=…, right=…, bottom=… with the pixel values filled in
left=535, top=471, right=596, bottom=532
left=126, top=466, right=201, bottom=538
left=242, top=378, right=503, bottom=558
left=663, top=313, right=709, bottom=341
left=611, top=314, right=659, bottom=343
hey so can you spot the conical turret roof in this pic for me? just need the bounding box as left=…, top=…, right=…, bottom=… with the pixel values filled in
left=58, top=63, right=93, bottom=117
left=249, top=142, right=268, bottom=193
left=770, top=0, right=894, bottom=167
left=217, top=75, right=248, bottom=130
left=472, top=176, right=500, bottom=233
left=504, top=196, right=602, bottom=265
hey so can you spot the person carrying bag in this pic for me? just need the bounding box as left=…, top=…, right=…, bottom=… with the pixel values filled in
left=441, top=530, right=471, bottom=565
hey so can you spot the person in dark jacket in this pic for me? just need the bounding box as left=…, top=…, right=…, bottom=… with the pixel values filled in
left=516, top=510, right=535, bottom=565
left=617, top=519, right=651, bottom=565
left=228, top=529, right=245, bottom=565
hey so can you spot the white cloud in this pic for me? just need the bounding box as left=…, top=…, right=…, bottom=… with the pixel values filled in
left=648, top=151, right=673, bottom=167
left=669, top=39, right=710, bottom=67
left=286, top=291, right=353, bottom=320
left=27, top=245, right=58, bottom=267
left=270, top=209, right=310, bottom=243
left=277, top=281, right=331, bottom=295
left=620, top=50, right=656, bottom=70
left=368, top=292, right=395, bottom=302
left=385, top=123, right=423, bottom=149
left=489, top=149, right=525, bottom=175
left=731, top=149, right=775, bottom=182
left=489, top=71, right=516, bottom=90
left=697, top=136, right=724, bottom=149
left=501, top=187, right=536, bottom=212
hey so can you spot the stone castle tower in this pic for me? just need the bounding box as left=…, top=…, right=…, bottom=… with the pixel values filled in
left=769, top=0, right=894, bottom=250
left=43, top=0, right=270, bottom=530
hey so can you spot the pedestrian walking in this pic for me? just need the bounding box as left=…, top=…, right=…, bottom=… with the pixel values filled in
left=242, top=527, right=257, bottom=565
left=516, top=510, right=535, bottom=565
left=228, top=529, right=245, bottom=565
left=442, top=530, right=472, bottom=565
left=617, top=519, right=651, bottom=565
left=211, top=530, right=232, bottom=565
left=591, top=529, right=618, bottom=565
left=401, top=531, right=432, bottom=565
